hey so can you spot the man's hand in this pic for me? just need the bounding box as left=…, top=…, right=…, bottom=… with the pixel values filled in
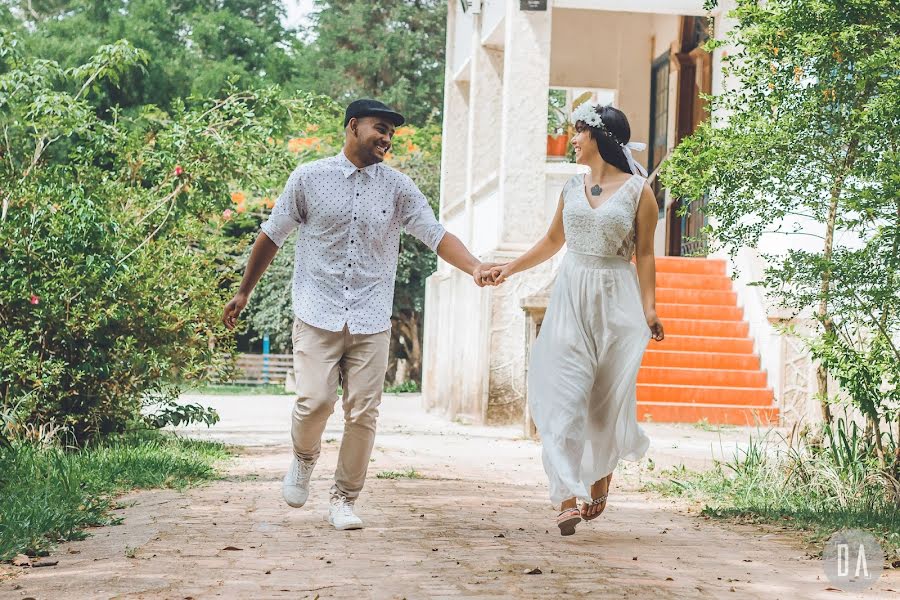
left=473, top=262, right=503, bottom=287
left=223, top=292, right=249, bottom=330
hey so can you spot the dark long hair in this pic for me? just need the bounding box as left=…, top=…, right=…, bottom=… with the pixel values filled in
left=575, top=105, right=633, bottom=174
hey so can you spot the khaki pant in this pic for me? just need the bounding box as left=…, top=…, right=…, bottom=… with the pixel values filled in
left=291, top=319, right=390, bottom=500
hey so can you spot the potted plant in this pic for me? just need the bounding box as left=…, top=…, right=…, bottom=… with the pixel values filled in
left=546, top=89, right=570, bottom=158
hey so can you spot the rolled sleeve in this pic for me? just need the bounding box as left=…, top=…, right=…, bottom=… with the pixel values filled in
left=260, top=168, right=306, bottom=248
left=397, top=174, right=446, bottom=252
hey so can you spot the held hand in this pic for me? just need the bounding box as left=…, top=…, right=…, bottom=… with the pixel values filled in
left=490, top=263, right=515, bottom=285
left=223, top=292, right=249, bottom=330
left=646, top=311, right=665, bottom=342
left=473, top=262, right=502, bottom=287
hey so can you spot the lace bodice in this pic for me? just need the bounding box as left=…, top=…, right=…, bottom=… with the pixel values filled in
left=562, top=174, right=644, bottom=258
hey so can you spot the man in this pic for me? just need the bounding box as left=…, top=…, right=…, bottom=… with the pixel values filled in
left=223, top=99, right=496, bottom=530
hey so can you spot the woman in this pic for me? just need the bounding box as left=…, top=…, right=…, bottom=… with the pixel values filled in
left=490, top=103, right=664, bottom=536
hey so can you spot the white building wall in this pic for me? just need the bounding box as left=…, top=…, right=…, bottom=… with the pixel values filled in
left=426, top=0, right=824, bottom=426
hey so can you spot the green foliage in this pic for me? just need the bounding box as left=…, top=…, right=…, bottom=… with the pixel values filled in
left=4, top=0, right=304, bottom=113
left=0, top=431, right=227, bottom=561
left=385, top=380, right=420, bottom=394
left=547, top=88, right=568, bottom=135
left=0, top=36, right=334, bottom=441
left=662, top=0, right=900, bottom=433
left=297, top=0, right=447, bottom=125
left=375, top=467, right=422, bottom=479
left=188, top=384, right=293, bottom=395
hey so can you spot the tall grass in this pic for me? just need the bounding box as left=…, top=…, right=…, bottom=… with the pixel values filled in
left=0, top=432, right=228, bottom=560
left=649, top=418, right=900, bottom=561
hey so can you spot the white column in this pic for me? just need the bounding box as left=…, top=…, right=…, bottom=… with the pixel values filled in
left=497, top=2, right=553, bottom=245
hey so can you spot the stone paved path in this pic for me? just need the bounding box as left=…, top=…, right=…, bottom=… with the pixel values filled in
left=3, top=394, right=897, bottom=599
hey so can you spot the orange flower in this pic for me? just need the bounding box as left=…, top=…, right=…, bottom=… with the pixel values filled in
left=287, top=138, right=303, bottom=153
left=263, top=196, right=274, bottom=209
left=384, top=151, right=394, bottom=161
left=236, top=204, right=247, bottom=214
left=773, top=47, right=780, bottom=56
left=231, top=191, right=246, bottom=204
left=306, top=124, right=320, bottom=132
left=405, top=142, right=419, bottom=153
left=395, top=126, right=415, bottom=137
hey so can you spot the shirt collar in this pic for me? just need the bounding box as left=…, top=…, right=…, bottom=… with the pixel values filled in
left=337, top=151, right=379, bottom=179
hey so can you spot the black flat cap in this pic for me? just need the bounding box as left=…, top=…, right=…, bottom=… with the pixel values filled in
left=343, top=99, right=405, bottom=127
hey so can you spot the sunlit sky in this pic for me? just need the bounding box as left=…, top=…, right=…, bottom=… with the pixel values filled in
left=282, top=0, right=316, bottom=30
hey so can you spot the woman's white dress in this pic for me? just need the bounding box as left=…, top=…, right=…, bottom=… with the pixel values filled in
left=528, top=174, right=651, bottom=505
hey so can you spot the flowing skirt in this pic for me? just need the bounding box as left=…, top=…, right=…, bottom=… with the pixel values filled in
left=528, top=251, right=651, bottom=505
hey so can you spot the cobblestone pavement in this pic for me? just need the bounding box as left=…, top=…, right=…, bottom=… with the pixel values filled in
left=3, top=394, right=897, bottom=599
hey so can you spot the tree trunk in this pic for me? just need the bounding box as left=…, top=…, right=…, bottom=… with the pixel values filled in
left=817, top=187, right=840, bottom=425
left=393, top=310, right=422, bottom=383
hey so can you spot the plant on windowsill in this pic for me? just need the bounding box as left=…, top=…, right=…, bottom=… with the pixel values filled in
left=546, top=89, right=570, bottom=159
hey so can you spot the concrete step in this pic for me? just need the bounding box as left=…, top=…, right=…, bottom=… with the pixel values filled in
left=662, top=318, right=750, bottom=338
left=654, top=256, right=727, bottom=276
left=656, top=287, right=738, bottom=306
left=656, top=303, right=744, bottom=321
left=636, top=401, right=779, bottom=425
left=642, top=350, right=762, bottom=371
left=637, top=383, right=775, bottom=406
left=657, top=272, right=734, bottom=291
left=653, top=335, right=754, bottom=354
left=637, top=366, right=769, bottom=388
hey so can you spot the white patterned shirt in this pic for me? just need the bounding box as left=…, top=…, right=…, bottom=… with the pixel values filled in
left=260, top=151, right=446, bottom=334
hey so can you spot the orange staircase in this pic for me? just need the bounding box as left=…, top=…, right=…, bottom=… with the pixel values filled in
left=637, top=257, right=778, bottom=426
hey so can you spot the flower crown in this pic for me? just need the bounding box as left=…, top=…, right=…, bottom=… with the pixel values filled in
left=570, top=101, right=623, bottom=145
left=569, top=101, right=649, bottom=177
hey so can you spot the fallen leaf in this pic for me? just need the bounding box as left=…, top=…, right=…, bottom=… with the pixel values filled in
left=666, top=577, right=674, bottom=581
left=825, top=587, right=842, bottom=592
left=12, top=554, right=31, bottom=567
left=524, top=568, right=542, bottom=575
left=494, top=533, right=505, bottom=538
left=632, top=556, right=638, bottom=561
left=265, top=570, right=271, bottom=575
left=221, top=546, right=243, bottom=551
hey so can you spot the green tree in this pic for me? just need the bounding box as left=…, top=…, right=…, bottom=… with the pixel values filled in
left=662, top=0, right=899, bottom=467
left=3, top=0, right=304, bottom=113
left=297, top=0, right=447, bottom=125
left=0, top=32, right=334, bottom=441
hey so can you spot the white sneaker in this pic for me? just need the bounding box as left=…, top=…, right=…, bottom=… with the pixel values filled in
left=327, top=495, right=363, bottom=530
left=282, top=455, right=316, bottom=508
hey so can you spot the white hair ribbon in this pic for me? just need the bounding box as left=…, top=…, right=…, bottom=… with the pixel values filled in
left=622, top=142, right=648, bottom=177
left=572, top=102, right=649, bottom=177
